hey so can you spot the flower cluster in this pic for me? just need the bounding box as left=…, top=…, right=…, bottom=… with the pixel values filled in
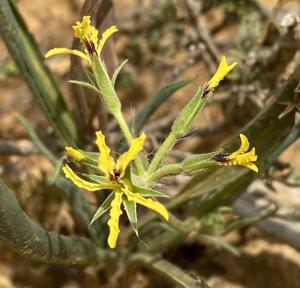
left=45, top=15, right=258, bottom=249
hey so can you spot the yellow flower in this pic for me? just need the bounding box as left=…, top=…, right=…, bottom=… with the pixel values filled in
left=65, top=146, right=85, bottom=161
left=213, top=134, right=258, bottom=172
left=208, top=56, right=237, bottom=89
left=45, top=16, right=118, bottom=62
left=63, top=131, right=169, bottom=249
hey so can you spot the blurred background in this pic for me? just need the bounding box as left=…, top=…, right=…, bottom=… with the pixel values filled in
left=0, top=0, right=300, bottom=287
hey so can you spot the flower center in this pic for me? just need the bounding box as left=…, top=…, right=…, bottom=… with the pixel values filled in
left=110, top=169, right=121, bottom=182
left=213, top=154, right=229, bottom=163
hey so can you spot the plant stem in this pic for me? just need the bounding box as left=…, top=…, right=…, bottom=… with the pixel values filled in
left=0, top=179, right=113, bottom=264
left=130, top=254, right=211, bottom=288
left=147, top=133, right=177, bottom=175
left=148, top=163, right=182, bottom=183
left=114, top=112, right=145, bottom=175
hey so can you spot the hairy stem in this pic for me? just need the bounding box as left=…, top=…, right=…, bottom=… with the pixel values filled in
left=114, top=112, right=145, bottom=175
left=147, top=133, right=177, bottom=175
left=148, top=163, right=182, bottom=183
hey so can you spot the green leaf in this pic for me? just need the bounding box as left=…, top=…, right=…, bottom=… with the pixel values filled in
left=17, top=115, right=56, bottom=165
left=111, top=59, right=128, bottom=87
left=134, top=77, right=193, bottom=132
left=69, top=80, right=101, bottom=94
left=132, top=184, right=169, bottom=198
left=90, top=193, right=115, bottom=226
left=82, top=174, right=110, bottom=184
left=221, top=204, right=278, bottom=235
left=48, top=158, right=63, bottom=185
left=123, top=198, right=139, bottom=236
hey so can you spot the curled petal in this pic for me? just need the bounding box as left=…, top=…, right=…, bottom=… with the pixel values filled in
left=116, top=133, right=146, bottom=176
left=97, top=25, right=119, bottom=55
left=229, top=134, right=250, bottom=159
left=124, top=186, right=169, bottom=221
left=95, top=131, right=115, bottom=177
left=107, top=191, right=123, bottom=248
left=45, top=48, right=89, bottom=62
left=63, top=165, right=116, bottom=191
left=208, top=56, right=237, bottom=89
left=65, top=147, right=85, bottom=161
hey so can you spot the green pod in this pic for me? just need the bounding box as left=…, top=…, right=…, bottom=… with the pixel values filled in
left=182, top=152, right=219, bottom=175
left=92, top=57, right=121, bottom=115
left=171, top=87, right=206, bottom=137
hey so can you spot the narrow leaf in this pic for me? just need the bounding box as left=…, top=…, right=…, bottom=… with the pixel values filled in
left=111, top=59, right=128, bottom=87
left=132, top=184, right=169, bottom=198
left=18, top=115, right=56, bottom=165
left=82, top=174, right=110, bottom=184
left=123, top=198, right=139, bottom=236
left=90, top=193, right=115, bottom=226
left=69, top=80, right=101, bottom=94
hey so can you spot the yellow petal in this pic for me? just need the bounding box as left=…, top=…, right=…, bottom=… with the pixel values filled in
left=208, top=56, right=237, bottom=89
left=45, top=48, right=89, bottom=62
left=73, top=16, right=92, bottom=40
left=240, top=163, right=258, bottom=172
left=229, top=134, right=250, bottom=159
left=116, top=133, right=146, bottom=176
left=95, top=131, right=115, bottom=177
left=124, top=186, right=169, bottom=221
left=73, top=15, right=99, bottom=47
left=65, top=147, right=85, bottom=161
left=63, top=165, right=115, bottom=191
left=97, top=25, right=119, bottom=55
left=107, top=191, right=123, bottom=248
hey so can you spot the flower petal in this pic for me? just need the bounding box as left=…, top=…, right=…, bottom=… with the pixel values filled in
left=63, top=165, right=115, bottom=191
left=45, top=48, right=89, bottom=62
left=240, top=163, right=258, bottom=172
left=229, top=134, right=250, bottom=159
left=97, top=25, right=119, bottom=55
left=208, top=56, right=237, bottom=89
left=124, top=186, right=169, bottom=221
left=116, top=133, right=146, bottom=176
left=95, top=131, right=115, bottom=177
left=107, top=191, right=123, bottom=248
left=65, top=147, right=85, bottom=161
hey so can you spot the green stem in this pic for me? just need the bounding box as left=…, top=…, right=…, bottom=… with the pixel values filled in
left=130, top=254, right=210, bottom=288
left=148, top=163, right=182, bottom=183
left=114, top=112, right=145, bottom=175
left=147, top=133, right=177, bottom=175
left=0, top=179, right=113, bottom=264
